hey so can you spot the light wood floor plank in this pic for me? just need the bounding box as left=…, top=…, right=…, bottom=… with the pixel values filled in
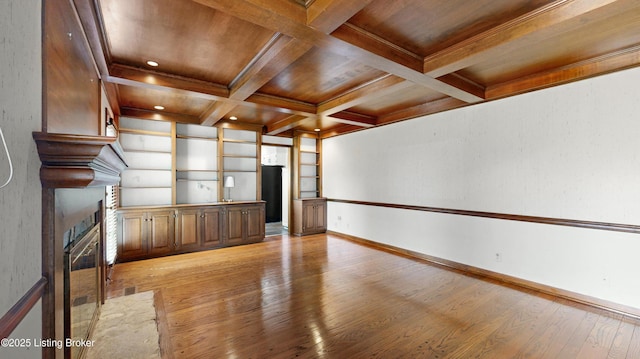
left=626, top=323, right=640, bottom=359
left=514, top=301, right=590, bottom=358
left=106, top=233, right=640, bottom=359
left=576, top=313, right=623, bottom=358
left=608, top=318, right=637, bottom=359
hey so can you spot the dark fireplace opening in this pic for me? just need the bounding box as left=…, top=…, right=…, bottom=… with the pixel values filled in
left=64, top=210, right=101, bottom=359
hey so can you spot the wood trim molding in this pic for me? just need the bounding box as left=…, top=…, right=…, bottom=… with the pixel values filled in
left=329, top=231, right=640, bottom=319
left=327, top=198, right=640, bottom=234
left=32, top=132, right=128, bottom=188
left=0, top=277, right=48, bottom=339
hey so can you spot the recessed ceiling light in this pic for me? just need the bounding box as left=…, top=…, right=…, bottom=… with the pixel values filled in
left=229, top=116, right=238, bottom=120
left=154, top=105, right=164, bottom=110
left=146, top=60, right=159, bottom=67
left=314, top=128, right=321, bottom=132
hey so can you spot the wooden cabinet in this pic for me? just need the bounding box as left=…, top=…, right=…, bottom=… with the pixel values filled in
left=117, top=202, right=264, bottom=262
left=293, top=198, right=327, bottom=236
left=176, top=206, right=224, bottom=250
left=118, top=209, right=175, bottom=261
left=147, top=210, right=177, bottom=256
left=226, top=203, right=265, bottom=246
left=201, top=207, right=223, bottom=248
left=177, top=208, right=207, bottom=252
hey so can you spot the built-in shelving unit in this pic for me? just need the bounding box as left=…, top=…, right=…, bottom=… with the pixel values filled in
left=294, top=133, right=321, bottom=198
left=118, top=118, right=263, bottom=207
left=118, top=118, right=173, bottom=207
left=176, top=123, right=218, bottom=204
left=219, top=126, right=261, bottom=201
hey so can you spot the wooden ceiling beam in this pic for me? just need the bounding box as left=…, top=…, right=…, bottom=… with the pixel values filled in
left=107, top=64, right=229, bottom=101
left=324, top=24, right=484, bottom=103
left=487, top=44, right=640, bottom=99
left=245, top=93, right=317, bottom=116
left=108, top=64, right=322, bottom=120
left=120, top=107, right=201, bottom=124
left=229, top=34, right=311, bottom=99
left=266, top=115, right=311, bottom=135
left=245, top=0, right=307, bottom=24
left=423, top=0, right=634, bottom=78
left=193, top=0, right=483, bottom=103
left=317, top=74, right=412, bottom=116
left=201, top=34, right=313, bottom=125
left=200, top=102, right=239, bottom=126
left=436, top=73, right=486, bottom=101
left=326, top=114, right=376, bottom=128
left=330, top=23, right=423, bottom=75
left=377, top=97, right=468, bottom=126
left=200, top=0, right=367, bottom=125
left=329, top=111, right=377, bottom=127
left=318, top=123, right=364, bottom=138
left=306, top=0, right=374, bottom=33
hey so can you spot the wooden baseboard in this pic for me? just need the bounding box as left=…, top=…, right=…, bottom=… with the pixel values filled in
left=328, top=231, right=640, bottom=320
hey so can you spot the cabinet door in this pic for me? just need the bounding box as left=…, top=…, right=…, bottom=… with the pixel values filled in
left=314, top=200, right=327, bottom=232
left=201, top=207, right=222, bottom=248
left=148, top=210, right=175, bottom=255
left=302, top=202, right=317, bottom=234
left=176, top=209, right=201, bottom=252
left=226, top=206, right=245, bottom=246
left=118, top=212, right=146, bottom=260
left=245, top=205, right=265, bottom=243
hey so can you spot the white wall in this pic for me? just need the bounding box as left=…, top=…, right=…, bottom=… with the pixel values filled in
left=0, top=0, right=43, bottom=357
left=323, top=66, right=640, bottom=309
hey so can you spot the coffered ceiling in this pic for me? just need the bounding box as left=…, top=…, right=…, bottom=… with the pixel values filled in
left=74, top=0, right=640, bottom=138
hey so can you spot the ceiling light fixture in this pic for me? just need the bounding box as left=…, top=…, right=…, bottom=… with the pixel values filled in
left=229, top=116, right=238, bottom=120
left=314, top=128, right=321, bottom=132
left=154, top=105, right=165, bottom=110
left=146, top=60, right=159, bottom=67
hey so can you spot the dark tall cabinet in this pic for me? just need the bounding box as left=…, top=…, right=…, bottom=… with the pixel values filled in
left=261, top=165, right=283, bottom=223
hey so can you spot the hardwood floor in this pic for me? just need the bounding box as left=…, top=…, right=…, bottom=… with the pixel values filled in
left=107, top=233, right=640, bottom=359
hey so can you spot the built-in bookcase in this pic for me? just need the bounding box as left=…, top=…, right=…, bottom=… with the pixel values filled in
left=119, top=118, right=173, bottom=207
left=118, top=118, right=262, bottom=207
left=176, top=123, right=218, bottom=204
left=220, top=127, right=260, bottom=201
left=294, top=133, right=321, bottom=198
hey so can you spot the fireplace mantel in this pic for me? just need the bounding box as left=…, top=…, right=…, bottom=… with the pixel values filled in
left=33, top=132, right=128, bottom=188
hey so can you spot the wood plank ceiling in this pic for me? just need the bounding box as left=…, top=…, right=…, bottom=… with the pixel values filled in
left=75, top=0, right=640, bottom=138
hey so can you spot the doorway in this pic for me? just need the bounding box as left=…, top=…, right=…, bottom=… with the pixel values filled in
left=261, top=145, right=291, bottom=236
